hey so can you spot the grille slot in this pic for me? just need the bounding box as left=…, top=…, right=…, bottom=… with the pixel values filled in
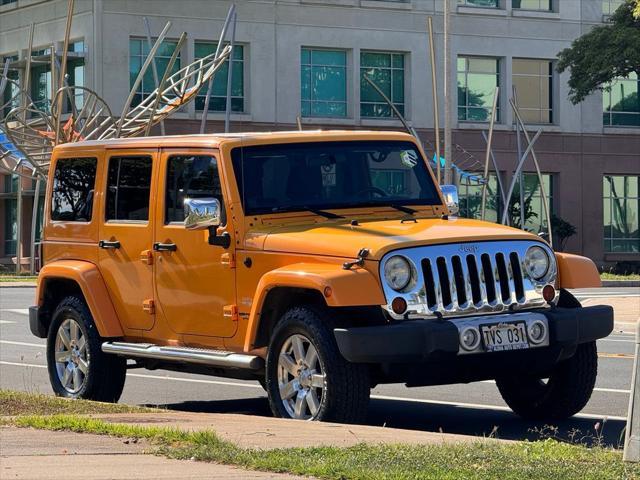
left=412, top=244, right=533, bottom=316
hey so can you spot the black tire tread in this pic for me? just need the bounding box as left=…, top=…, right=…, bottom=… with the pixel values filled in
left=266, top=305, right=370, bottom=424
left=47, top=295, right=126, bottom=403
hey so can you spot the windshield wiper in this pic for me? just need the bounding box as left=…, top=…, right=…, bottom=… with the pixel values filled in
left=388, top=204, right=417, bottom=215
left=271, top=206, right=344, bottom=219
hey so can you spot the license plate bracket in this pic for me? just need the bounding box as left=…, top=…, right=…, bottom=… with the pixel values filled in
left=481, top=322, right=530, bottom=352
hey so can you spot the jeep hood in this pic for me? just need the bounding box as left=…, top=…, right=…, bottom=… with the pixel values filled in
left=250, top=217, right=541, bottom=260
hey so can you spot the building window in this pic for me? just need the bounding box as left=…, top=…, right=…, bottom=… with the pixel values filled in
left=3, top=198, right=17, bottom=255
left=458, top=173, right=553, bottom=233
left=360, top=51, right=405, bottom=118
left=301, top=48, right=347, bottom=118
left=458, top=0, right=500, bottom=8
left=1, top=0, right=18, bottom=5
left=512, top=59, right=553, bottom=124
left=512, top=0, right=552, bottom=11
left=603, top=175, right=639, bottom=253
left=3, top=173, right=18, bottom=193
left=194, top=43, right=244, bottom=113
left=603, top=73, right=640, bottom=127
left=129, top=38, right=181, bottom=107
left=603, top=0, right=626, bottom=15
left=1, top=54, right=19, bottom=117
left=457, top=56, right=500, bottom=122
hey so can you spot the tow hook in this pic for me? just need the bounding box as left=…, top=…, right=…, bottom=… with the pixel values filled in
left=343, top=248, right=370, bottom=270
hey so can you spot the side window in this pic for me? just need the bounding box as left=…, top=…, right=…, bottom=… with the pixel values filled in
left=106, top=156, right=152, bottom=221
left=165, top=155, right=224, bottom=224
left=51, top=157, right=97, bottom=222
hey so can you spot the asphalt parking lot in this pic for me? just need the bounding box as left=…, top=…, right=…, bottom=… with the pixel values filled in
left=1, top=286, right=638, bottom=447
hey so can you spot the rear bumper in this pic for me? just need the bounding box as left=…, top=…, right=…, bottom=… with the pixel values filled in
left=334, top=305, right=613, bottom=365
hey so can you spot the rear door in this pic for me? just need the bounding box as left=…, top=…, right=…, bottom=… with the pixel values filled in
left=153, top=149, right=237, bottom=339
left=98, top=149, right=157, bottom=332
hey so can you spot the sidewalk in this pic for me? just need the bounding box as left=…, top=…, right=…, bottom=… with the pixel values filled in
left=91, top=410, right=487, bottom=449
left=582, top=296, right=640, bottom=333
left=0, top=426, right=301, bottom=480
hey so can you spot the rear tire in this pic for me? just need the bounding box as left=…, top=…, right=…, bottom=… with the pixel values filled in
left=266, top=305, right=370, bottom=423
left=496, top=341, right=597, bottom=420
left=46, top=295, right=126, bottom=402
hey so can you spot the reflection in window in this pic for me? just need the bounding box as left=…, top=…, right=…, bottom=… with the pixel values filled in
left=360, top=51, right=405, bottom=118
left=603, top=175, right=639, bottom=253
left=1, top=55, right=19, bottom=117
left=129, top=38, right=181, bottom=107
left=301, top=48, right=347, bottom=118
left=603, top=0, right=626, bottom=15
left=106, top=157, right=152, bottom=221
left=512, top=58, right=553, bottom=124
left=458, top=173, right=502, bottom=223
left=603, top=73, right=640, bottom=127
left=194, top=43, right=244, bottom=113
left=165, top=155, right=223, bottom=223
left=458, top=0, right=499, bottom=7
left=3, top=198, right=16, bottom=255
left=51, top=157, right=97, bottom=222
left=512, top=0, right=552, bottom=10
left=457, top=56, right=500, bottom=122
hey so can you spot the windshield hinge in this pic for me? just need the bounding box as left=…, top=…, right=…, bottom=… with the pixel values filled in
left=343, top=248, right=370, bottom=270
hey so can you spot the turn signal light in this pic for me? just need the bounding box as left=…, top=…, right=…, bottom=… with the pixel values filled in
left=391, top=297, right=408, bottom=315
left=543, top=284, right=556, bottom=303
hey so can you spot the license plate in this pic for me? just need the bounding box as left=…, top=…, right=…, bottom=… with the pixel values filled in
left=481, top=322, right=529, bottom=352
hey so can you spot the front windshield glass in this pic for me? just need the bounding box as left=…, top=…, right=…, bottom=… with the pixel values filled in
left=231, top=140, right=441, bottom=215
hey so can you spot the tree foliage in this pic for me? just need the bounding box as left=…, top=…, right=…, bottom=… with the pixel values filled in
left=557, top=1, right=640, bottom=104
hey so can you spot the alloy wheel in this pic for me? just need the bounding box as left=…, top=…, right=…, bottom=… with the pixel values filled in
left=54, top=318, right=89, bottom=394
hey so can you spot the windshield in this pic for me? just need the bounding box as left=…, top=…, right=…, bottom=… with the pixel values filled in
left=231, top=140, right=441, bottom=215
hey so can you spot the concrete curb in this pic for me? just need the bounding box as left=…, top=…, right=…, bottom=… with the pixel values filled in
left=0, top=282, right=36, bottom=288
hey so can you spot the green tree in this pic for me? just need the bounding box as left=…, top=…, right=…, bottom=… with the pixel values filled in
left=557, top=0, right=640, bottom=104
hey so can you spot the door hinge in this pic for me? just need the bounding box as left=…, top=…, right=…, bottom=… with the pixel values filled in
left=223, top=304, right=239, bottom=322
left=221, top=252, right=236, bottom=268
left=140, top=249, right=153, bottom=265
left=142, top=299, right=155, bottom=315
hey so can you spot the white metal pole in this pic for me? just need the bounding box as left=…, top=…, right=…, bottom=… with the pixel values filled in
left=224, top=12, right=237, bottom=134
left=481, top=87, right=499, bottom=220
left=427, top=17, right=441, bottom=185
left=443, top=0, right=452, bottom=184
left=15, top=175, right=23, bottom=273
left=143, top=17, right=165, bottom=136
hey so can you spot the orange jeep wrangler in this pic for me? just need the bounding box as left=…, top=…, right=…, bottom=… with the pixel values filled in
left=30, top=131, right=613, bottom=423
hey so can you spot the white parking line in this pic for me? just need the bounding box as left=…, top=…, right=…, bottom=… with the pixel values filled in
left=0, top=321, right=16, bottom=325
left=0, top=359, right=629, bottom=420
left=0, top=309, right=29, bottom=315
left=0, top=340, right=45, bottom=348
left=479, top=379, right=630, bottom=394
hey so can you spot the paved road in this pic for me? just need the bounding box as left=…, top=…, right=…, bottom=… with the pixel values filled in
left=1, top=286, right=638, bottom=447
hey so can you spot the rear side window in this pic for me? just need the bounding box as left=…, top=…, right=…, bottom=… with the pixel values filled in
left=106, top=156, right=152, bottom=221
left=51, top=157, right=97, bottom=222
left=165, top=155, right=224, bottom=224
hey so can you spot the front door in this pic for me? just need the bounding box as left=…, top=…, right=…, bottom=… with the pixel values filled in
left=98, top=150, right=157, bottom=332
left=153, top=149, right=237, bottom=338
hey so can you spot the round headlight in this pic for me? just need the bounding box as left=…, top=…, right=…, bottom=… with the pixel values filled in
left=384, top=256, right=412, bottom=291
left=524, top=246, right=550, bottom=280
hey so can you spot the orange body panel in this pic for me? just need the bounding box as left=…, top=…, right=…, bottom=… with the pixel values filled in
left=555, top=253, right=602, bottom=289
left=37, top=260, right=123, bottom=337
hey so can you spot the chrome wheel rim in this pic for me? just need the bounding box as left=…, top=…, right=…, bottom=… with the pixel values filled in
left=277, top=334, right=325, bottom=420
left=54, top=318, right=89, bottom=394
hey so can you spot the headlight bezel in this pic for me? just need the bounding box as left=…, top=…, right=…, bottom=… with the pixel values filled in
left=383, top=255, right=414, bottom=292
left=524, top=245, right=551, bottom=281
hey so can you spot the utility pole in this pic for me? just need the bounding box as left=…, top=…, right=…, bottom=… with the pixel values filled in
left=443, top=0, right=453, bottom=184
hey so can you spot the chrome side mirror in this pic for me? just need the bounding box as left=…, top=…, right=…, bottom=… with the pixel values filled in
left=184, top=197, right=222, bottom=230
left=440, top=184, right=460, bottom=216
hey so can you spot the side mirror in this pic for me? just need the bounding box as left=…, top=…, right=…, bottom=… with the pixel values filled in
left=184, top=197, right=222, bottom=230
left=440, top=184, right=459, bottom=216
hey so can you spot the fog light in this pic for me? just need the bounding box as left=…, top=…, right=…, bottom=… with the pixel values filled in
left=542, top=284, right=556, bottom=303
left=528, top=320, right=547, bottom=345
left=460, top=327, right=481, bottom=351
left=391, top=297, right=408, bottom=315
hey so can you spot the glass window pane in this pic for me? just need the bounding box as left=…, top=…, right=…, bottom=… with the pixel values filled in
left=106, top=157, right=152, bottom=221
left=311, top=50, right=346, bottom=66
left=51, top=158, right=97, bottom=222
left=302, top=48, right=347, bottom=118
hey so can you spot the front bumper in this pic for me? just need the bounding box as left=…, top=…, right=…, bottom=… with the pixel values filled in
left=334, top=305, right=613, bottom=365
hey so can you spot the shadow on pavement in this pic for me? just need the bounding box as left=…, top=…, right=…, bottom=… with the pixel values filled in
left=146, top=395, right=626, bottom=449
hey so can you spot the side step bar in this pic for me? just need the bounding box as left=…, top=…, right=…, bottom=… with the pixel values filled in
left=102, top=342, right=264, bottom=370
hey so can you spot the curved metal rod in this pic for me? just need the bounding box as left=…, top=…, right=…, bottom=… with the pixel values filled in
left=481, top=87, right=499, bottom=220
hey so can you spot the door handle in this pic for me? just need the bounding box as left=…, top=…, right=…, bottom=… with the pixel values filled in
left=153, top=242, right=177, bottom=252
left=99, top=240, right=121, bottom=249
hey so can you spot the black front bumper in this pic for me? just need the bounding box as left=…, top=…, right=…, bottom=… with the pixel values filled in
left=334, top=305, right=613, bottom=365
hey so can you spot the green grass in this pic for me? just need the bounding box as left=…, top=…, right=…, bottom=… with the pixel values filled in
left=0, top=274, right=37, bottom=283
left=0, top=389, right=152, bottom=416
left=601, top=272, right=640, bottom=281
left=10, top=413, right=640, bottom=480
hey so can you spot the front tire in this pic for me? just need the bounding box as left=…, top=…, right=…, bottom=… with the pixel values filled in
left=46, top=295, right=127, bottom=402
left=266, top=305, right=370, bottom=423
left=496, top=341, right=598, bottom=420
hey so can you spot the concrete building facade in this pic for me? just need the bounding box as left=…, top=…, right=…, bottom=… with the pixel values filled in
left=0, top=0, right=638, bottom=271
